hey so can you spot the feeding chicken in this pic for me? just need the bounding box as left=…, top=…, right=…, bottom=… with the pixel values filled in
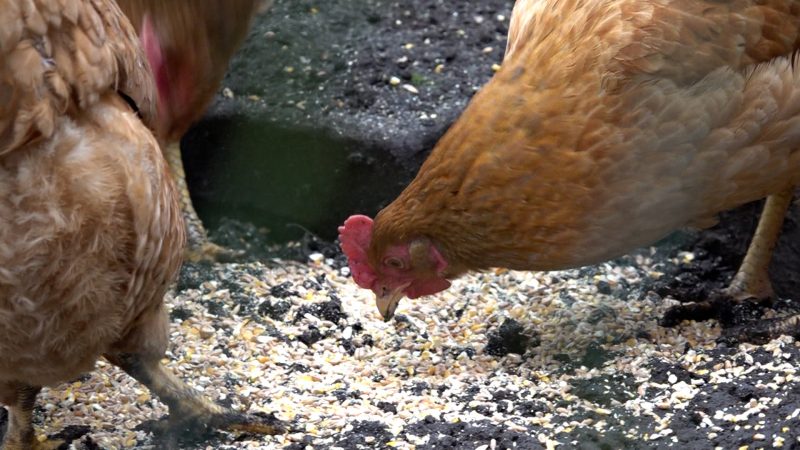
left=116, top=0, right=267, bottom=262
left=339, top=0, right=800, bottom=341
left=0, top=0, right=282, bottom=448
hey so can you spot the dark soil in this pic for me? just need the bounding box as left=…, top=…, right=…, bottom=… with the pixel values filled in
left=654, top=200, right=800, bottom=302
left=182, top=0, right=514, bottom=241
left=655, top=200, right=800, bottom=341
left=484, top=319, right=539, bottom=357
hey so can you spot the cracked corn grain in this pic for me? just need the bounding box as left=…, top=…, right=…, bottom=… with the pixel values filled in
left=27, top=248, right=800, bottom=449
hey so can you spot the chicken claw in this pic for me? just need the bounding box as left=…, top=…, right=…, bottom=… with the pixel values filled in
left=163, top=142, right=245, bottom=263
left=724, top=189, right=793, bottom=302
left=105, top=353, right=284, bottom=446
left=661, top=189, right=796, bottom=343
left=721, top=314, right=800, bottom=345
left=185, top=240, right=245, bottom=264
left=0, top=384, right=68, bottom=450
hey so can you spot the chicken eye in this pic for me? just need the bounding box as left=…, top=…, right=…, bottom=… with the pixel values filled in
left=384, top=257, right=405, bottom=270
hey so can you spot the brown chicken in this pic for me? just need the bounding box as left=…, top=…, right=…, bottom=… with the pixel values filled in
left=116, top=0, right=268, bottom=262
left=0, top=1, right=281, bottom=448
left=339, top=0, right=800, bottom=339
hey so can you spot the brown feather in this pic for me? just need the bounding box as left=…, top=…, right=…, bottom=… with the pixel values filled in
left=115, top=0, right=264, bottom=141
left=0, top=0, right=183, bottom=392
left=371, top=0, right=800, bottom=275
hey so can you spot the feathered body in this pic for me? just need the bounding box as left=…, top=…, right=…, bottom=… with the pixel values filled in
left=0, top=3, right=284, bottom=445
left=0, top=0, right=183, bottom=394
left=340, top=0, right=800, bottom=317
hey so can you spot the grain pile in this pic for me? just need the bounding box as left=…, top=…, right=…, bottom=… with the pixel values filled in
left=14, top=238, right=799, bottom=449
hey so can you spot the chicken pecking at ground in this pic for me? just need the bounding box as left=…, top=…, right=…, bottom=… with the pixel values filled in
left=339, top=0, right=800, bottom=342
left=0, top=1, right=282, bottom=449
left=116, top=0, right=268, bottom=262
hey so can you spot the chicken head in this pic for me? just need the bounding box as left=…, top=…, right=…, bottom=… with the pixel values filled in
left=339, top=215, right=450, bottom=320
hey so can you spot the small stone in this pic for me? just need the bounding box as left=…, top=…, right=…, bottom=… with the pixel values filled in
left=199, top=326, right=215, bottom=339
left=401, top=84, right=419, bottom=94
left=342, top=326, right=353, bottom=340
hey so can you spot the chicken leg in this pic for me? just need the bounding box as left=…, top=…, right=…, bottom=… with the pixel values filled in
left=0, top=384, right=63, bottom=450
left=724, top=189, right=793, bottom=301
left=105, top=352, right=284, bottom=447
left=164, top=142, right=244, bottom=263
left=662, top=188, right=799, bottom=343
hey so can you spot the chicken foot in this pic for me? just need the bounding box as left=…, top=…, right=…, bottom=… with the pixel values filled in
left=661, top=188, right=800, bottom=343
left=0, top=384, right=65, bottom=450
left=164, top=142, right=244, bottom=263
left=723, top=188, right=793, bottom=302
left=105, top=352, right=284, bottom=448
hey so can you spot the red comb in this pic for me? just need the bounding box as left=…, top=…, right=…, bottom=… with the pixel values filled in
left=338, top=215, right=377, bottom=289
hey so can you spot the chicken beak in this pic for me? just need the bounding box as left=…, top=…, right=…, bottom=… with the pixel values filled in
left=375, top=286, right=407, bottom=321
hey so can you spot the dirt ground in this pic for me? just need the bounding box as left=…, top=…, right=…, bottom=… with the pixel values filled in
left=2, top=0, right=800, bottom=449
left=181, top=0, right=514, bottom=241
left=185, top=0, right=800, bottom=445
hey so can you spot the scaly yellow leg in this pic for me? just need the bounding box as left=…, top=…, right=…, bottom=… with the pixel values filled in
left=0, top=384, right=64, bottom=450
left=722, top=187, right=800, bottom=343
left=725, top=188, right=794, bottom=302
left=163, top=142, right=243, bottom=262
left=662, top=188, right=800, bottom=343
left=105, top=353, right=284, bottom=447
